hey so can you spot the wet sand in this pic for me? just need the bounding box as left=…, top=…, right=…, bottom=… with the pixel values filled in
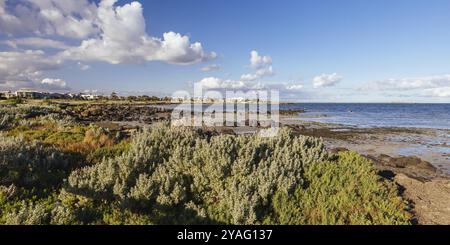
left=280, top=116, right=450, bottom=175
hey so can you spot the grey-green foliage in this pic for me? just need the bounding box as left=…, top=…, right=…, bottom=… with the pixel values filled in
left=68, top=123, right=328, bottom=224
left=0, top=105, right=55, bottom=119
left=271, top=151, right=412, bottom=225
left=50, top=204, right=78, bottom=225
left=0, top=114, right=14, bottom=130
left=0, top=105, right=58, bottom=130
left=18, top=113, right=76, bottom=131
left=0, top=135, right=72, bottom=187
left=3, top=201, right=49, bottom=225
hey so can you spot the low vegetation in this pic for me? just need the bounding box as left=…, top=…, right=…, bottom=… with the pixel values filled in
left=0, top=103, right=412, bottom=225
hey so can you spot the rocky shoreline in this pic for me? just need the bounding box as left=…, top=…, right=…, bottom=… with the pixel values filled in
left=280, top=117, right=450, bottom=225
left=59, top=103, right=172, bottom=123
left=54, top=103, right=450, bottom=224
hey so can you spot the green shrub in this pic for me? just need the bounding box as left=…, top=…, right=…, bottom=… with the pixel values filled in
left=0, top=114, right=15, bottom=130
left=271, top=151, right=411, bottom=225
left=67, top=123, right=329, bottom=224
left=44, top=131, right=85, bottom=146
left=0, top=98, right=24, bottom=105
left=86, top=141, right=130, bottom=164
left=0, top=105, right=55, bottom=120
left=0, top=121, right=412, bottom=225
left=66, top=124, right=411, bottom=225
left=0, top=187, right=57, bottom=225
left=3, top=201, right=49, bottom=225
left=0, top=135, right=79, bottom=188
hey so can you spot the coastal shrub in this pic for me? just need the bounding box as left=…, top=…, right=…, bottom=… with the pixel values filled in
left=67, top=123, right=329, bottom=224
left=0, top=105, right=65, bottom=134
left=63, top=126, right=118, bottom=154
left=3, top=201, right=49, bottom=225
left=49, top=189, right=101, bottom=225
left=0, top=114, right=15, bottom=130
left=13, top=114, right=77, bottom=142
left=0, top=105, right=55, bottom=120
left=0, top=118, right=412, bottom=225
left=0, top=135, right=77, bottom=187
left=86, top=141, right=130, bottom=164
left=18, top=113, right=76, bottom=131
left=4, top=113, right=115, bottom=155
left=271, top=151, right=411, bottom=225
left=65, top=124, right=412, bottom=225
left=0, top=98, right=24, bottom=105
left=0, top=187, right=57, bottom=225
left=44, top=131, right=85, bottom=147
left=82, top=126, right=116, bottom=148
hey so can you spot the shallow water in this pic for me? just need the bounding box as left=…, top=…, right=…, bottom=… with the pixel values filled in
left=282, top=103, right=450, bottom=129
left=157, top=103, right=450, bottom=129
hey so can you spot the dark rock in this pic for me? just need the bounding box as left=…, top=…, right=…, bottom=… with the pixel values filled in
left=366, top=154, right=440, bottom=182
left=378, top=170, right=396, bottom=180
left=219, top=128, right=236, bottom=135
left=384, top=156, right=437, bottom=172
left=62, top=104, right=172, bottom=123
left=329, top=147, right=350, bottom=154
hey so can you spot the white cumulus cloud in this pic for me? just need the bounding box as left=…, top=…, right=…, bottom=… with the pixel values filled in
left=40, top=78, right=69, bottom=90
left=193, top=51, right=304, bottom=96
left=0, top=0, right=99, bottom=39
left=249, top=50, right=272, bottom=69
left=426, top=87, right=450, bottom=97
left=313, top=73, right=343, bottom=88
left=0, top=50, right=62, bottom=85
left=360, top=74, right=450, bottom=91
left=0, top=0, right=216, bottom=91
left=77, top=62, right=91, bottom=71
left=197, top=77, right=248, bottom=90
left=285, top=84, right=304, bottom=91
left=240, top=73, right=259, bottom=82
left=201, top=64, right=221, bottom=72
left=4, top=37, right=71, bottom=50
left=240, top=50, right=274, bottom=81
left=60, top=0, right=216, bottom=65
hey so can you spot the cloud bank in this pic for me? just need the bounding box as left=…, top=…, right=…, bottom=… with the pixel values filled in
left=360, top=74, right=450, bottom=91
left=240, top=50, right=275, bottom=81
left=201, top=64, right=221, bottom=72
left=193, top=50, right=305, bottom=98
left=0, top=0, right=215, bottom=90
left=359, top=74, right=450, bottom=98
left=0, top=50, right=62, bottom=87
left=313, top=73, right=343, bottom=88
left=60, top=0, right=216, bottom=64
left=40, top=78, right=69, bottom=90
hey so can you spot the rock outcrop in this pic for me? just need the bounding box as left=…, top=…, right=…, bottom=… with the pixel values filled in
left=62, top=104, right=172, bottom=123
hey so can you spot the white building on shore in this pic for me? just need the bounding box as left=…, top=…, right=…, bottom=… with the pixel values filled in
left=0, top=91, right=15, bottom=99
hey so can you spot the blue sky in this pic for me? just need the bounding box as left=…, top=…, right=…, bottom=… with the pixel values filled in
left=1, top=0, right=450, bottom=102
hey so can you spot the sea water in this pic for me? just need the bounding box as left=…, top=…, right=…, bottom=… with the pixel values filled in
left=282, top=103, right=450, bottom=129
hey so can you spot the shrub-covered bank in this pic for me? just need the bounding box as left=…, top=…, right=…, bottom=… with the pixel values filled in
left=0, top=105, right=412, bottom=224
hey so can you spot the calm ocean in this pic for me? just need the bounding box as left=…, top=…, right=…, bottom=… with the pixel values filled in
left=281, top=103, right=450, bottom=129
left=159, top=103, right=450, bottom=129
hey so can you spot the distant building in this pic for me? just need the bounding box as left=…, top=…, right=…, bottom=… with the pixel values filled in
left=1, top=89, right=101, bottom=100
left=67, top=93, right=81, bottom=99
left=80, top=93, right=99, bottom=100
left=0, top=91, right=16, bottom=99
left=15, top=89, right=45, bottom=99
